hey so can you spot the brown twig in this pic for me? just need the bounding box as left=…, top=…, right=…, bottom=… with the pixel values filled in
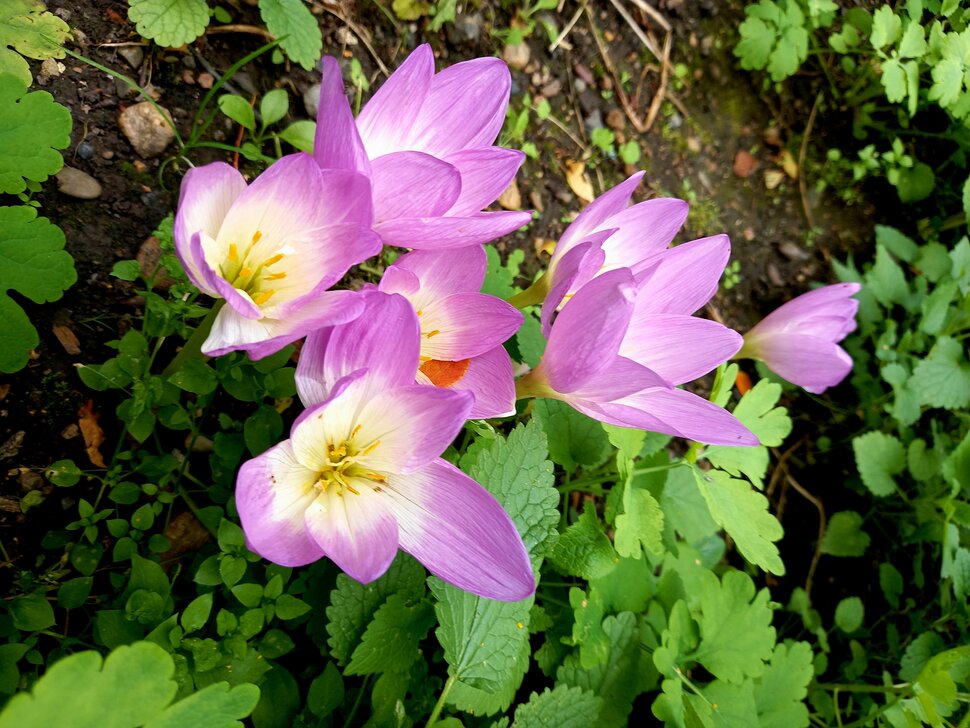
left=798, top=92, right=823, bottom=231
left=644, top=31, right=672, bottom=132
left=609, top=0, right=663, bottom=63
left=585, top=6, right=647, bottom=133
left=320, top=6, right=390, bottom=77
left=205, top=24, right=276, bottom=41
left=550, top=0, right=586, bottom=52
left=783, top=468, right=826, bottom=598
left=626, top=0, right=672, bottom=32
left=766, top=436, right=806, bottom=498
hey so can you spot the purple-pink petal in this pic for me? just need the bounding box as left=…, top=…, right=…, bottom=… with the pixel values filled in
left=634, top=234, right=731, bottom=316
left=552, top=171, right=644, bottom=263
left=419, top=292, right=523, bottom=360
left=370, top=151, right=462, bottom=221
left=541, top=240, right=608, bottom=336
left=383, top=458, right=534, bottom=601
left=749, top=332, right=854, bottom=393
left=374, top=211, right=532, bottom=249
left=385, top=247, right=487, bottom=299
left=313, top=56, right=371, bottom=175
left=444, top=147, right=525, bottom=216
left=600, top=197, right=690, bottom=275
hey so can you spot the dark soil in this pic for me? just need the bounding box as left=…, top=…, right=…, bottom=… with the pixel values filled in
left=1, top=1, right=874, bottom=607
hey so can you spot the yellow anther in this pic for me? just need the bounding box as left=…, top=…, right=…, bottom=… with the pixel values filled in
left=253, top=289, right=276, bottom=305
left=361, top=439, right=381, bottom=456
left=263, top=253, right=284, bottom=267
left=263, top=271, right=287, bottom=281
left=425, top=329, right=441, bottom=338
left=228, top=243, right=239, bottom=262
left=419, top=355, right=431, bottom=363
left=366, top=472, right=387, bottom=483
left=252, top=230, right=262, bottom=244
left=416, top=309, right=423, bottom=316
left=239, top=266, right=253, bottom=279
left=352, top=424, right=362, bottom=438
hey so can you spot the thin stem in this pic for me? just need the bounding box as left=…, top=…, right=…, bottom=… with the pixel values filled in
left=814, top=682, right=911, bottom=694
left=426, top=675, right=458, bottom=728
left=341, top=674, right=371, bottom=728
left=161, top=301, right=223, bottom=378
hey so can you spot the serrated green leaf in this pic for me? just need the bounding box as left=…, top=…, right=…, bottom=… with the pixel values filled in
left=866, top=245, right=910, bottom=309
left=557, top=613, right=642, bottom=728
left=482, top=246, right=524, bottom=299
left=753, top=641, right=813, bottom=728
left=548, top=504, right=618, bottom=579
left=569, top=587, right=610, bottom=669
left=589, top=556, right=653, bottom=614
left=510, top=685, right=602, bottom=728
left=515, top=310, right=546, bottom=368
left=326, top=552, right=426, bottom=665
left=258, top=0, right=322, bottom=71
left=930, top=54, right=964, bottom=109
left=820, top=510, right=870, bottom=557
left=533, top=398, right=611, bottom=473
left=881, top=57, right=907, bottom=103
left=875, top=225, right=919, bottom=262
left=660, top=466, right=719, bottom=544
left=768, top=24, right=808, bottom=81
left=0, top=1, right=70, bottom=85
left=615, top=482, right=664, bottom=557
left=871, top=5, right=902, bottom=48
left=691, top=467, right=785, bottom=574
left=0, top=75, right=72, bottom=194
left=345, top=594, right=434, bottom=676
left=911, top=337, right=970, bottom=410
left=898, top=21, right=926, bottom=57
left=736, top=16, right=774, bottom=71
left=853, top=431, right=905, bottom=496
left=147, top=682, right=260, bottom=728
left=128, top=0, right=210, bottom=48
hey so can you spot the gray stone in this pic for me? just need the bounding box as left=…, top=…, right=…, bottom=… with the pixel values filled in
left=118, top=46, right=144, bottom=70
left=303, top=82, right=321, bottom=118
left=118, top=102, right=175, bottom=158
left=56, top=167, right=102, bottom=199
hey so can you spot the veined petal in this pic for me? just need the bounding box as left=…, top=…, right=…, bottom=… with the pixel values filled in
left=305, top=485, right=400, bottom=584
left=409, top=57, right=511, bottom=156
left=174, top=162, right=246, bottom=291
left=386, top=246, right=487, bottom=304
left=443, top=147, right=525, bottom=216
left=192, top=232, right=261, bottom=317
left=357, top=45, right=434, bottom=158
left=749, top=283, right=860, bottom=340
left=301, top=291, right=421, bottom=404
left=370, top=151, right=462, bottom=221
left=634, top=234, right=730, bottom=316
left=541, top=240, right=608, bottom=336
left=417, top=346, right=516, bottom=419
left=375, top=211, right=531, bottom=249
left=418, top=292, right=523, bottom=361
left=236, top=441, right=325, bottom=567
left=600, top=198, right=689, bottom=274
left=746, top=332, right=854, bottom=394
left=543, top=268, right=636, bottom=393
left=568, top=356, right=669, bottom=400
left=552, top=171, right=644, bottom=265
left=621, top=314, right=743, bottom=385
left=313, top=56, right=371, bottom=176
left=608, top=387, right=758, bottom=446
left=383, top=458, right=534, bottom=601
left=355, top=385, right=473, bottom=473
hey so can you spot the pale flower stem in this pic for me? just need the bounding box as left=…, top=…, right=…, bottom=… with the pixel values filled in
left=506, top=274, right=550, bottom=309
left=426, top=675, right=458, bottom=728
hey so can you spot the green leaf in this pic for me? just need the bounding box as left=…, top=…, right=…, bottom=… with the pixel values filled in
left=57, top=577, right=93, bottom=610
left=881, top=57, right=907, bottom=103
left=326, top=552, right=426, bottom=664
left=768, top=25, right=808, bottom=81
left=0, top=0, right=70, bottom=85
left=533, top=399, right=612, bottom=472
left=244, top=405, right=283, bottom=456
left=510, top=686, right=603, bottom=728
left=614, top=482, right=664, bottom=557
left=753, top=641, right=814, bottom=728
left=660, top=466, right=719, bottom=544
left=258, top=0, right=323, bottom=71
left=482, top=246, right=524, bottom=299
left=548, top=505, right=618, bottom=579
left=274, top=594, right=309, bottom=620
left=911, top=337, right=970, bottom=410
left=880, top=562, right=904, bottom=608
left=218, top=95, right=255, bottom=131
left=557, top=613, right=643, bottom=728
left=898, top=21, right=926, bottom=57
left=875, top=225, right=919, bottom=262
left=820, top=510, right=870, bottom=557
left=871, top=5, right=902, bottom=48
left=895, top=162, right=935, bottom=202
left=835, top=596, right=864, bottom=633
left=930, top=55, right=964, bottom=108
left=128, top=0, right=210, bottom=48
left=0, top=206, right=75, bottom=372
left=346, top=594, right=434, bottom=676
left=0, top=75, right=72, bottom=194
left=277, top=120, right=315, bottom=152
left=691, top=467, right=785, bottom=574
left=169, top=359, right=217, bottom=395
left=47, top=459, right=81, bottom=487
left=146, top=682, right=260, bottom=728
left=181, top=593, right=213, bottom=633
left=853, top=431, right=905, bottom=496
left=10, top=592, right=55, bottom=632
left=866, top=245, right=910, bottom=309
left=306, top=663, right=343, bottom=718
left=259, top=88, right=288, bottom=128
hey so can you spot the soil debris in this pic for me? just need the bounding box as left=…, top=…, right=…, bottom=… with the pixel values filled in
left=55, top=166, right=102, bottom=200
left=118, top=101, right=176, bottom=158
left=78, top=400, right=106, bottom=469
left=733, top=149, right=759, bottom=179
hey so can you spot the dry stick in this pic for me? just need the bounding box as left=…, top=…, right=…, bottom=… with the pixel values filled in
left=798, top=92, right=823, bottom=231
left=643, top=31, right=672, bottom=131
left=206, top=24, right=276, bottom=40
left=542, top=110, right=589, bottom=153
left=585, top=6, right=647, bottom=133
left=609, top=0, right=663, bottom=63
left=549, top=0, right=587, bottom=53
left=776, top=455, right=827, bottom=597
left=320, top=5, right=391, bottom=77
left=627, top=0, right=672, bottom=32
left=766, top=436, right=806, bottom=499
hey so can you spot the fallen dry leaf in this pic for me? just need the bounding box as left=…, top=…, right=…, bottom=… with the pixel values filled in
left=565, top=160, right=595, bottom=204
left=0, top=383, right=9, bottom=401
left=52, top=324, right=81, bottom=355
left=778, top=149, right=799, bottom=179
left=78, top=400, right=107, bottom=468
left=733, top=149, right=759, bottom=179
left=160, top=511, right=212, bottom=563
left=534, top=238, right=557, bottom=258
left=764, top=169, right=786, bottom=190
left=498, top=179, right=522, bottom=210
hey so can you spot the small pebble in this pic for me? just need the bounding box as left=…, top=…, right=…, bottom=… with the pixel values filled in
left=303, top=83, right=321, bottom=117
left=540, top=79, right=562, bottom=98
left=55, top=166, right=102, bottom=199
left=76, top=141, right=94, bottom=160
left=118, top=46, right=144, bottom=70
left=686, top=136, right=701, bottom=153
left=118, top=102, right=176, bottom=158
left=668, top=112, right=683, bottom=130
left=767, top=263, right=784, bottom=287
left=606, top=108, right=625, bottom=131
left=779, top=241, right=808, bottom=260
left=101, top=150, right=114, bottom=160
left=502, top=41, right=530, bottom=71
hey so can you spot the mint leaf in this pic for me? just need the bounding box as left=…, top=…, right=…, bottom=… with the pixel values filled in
left=511, top=686, right=603, bottom=728
left=911, top=336, right=970, bottom=410
left=533, top=398, right=611, bottom=473
left=0, top=206, right=76, bottom=373
left=345, top=594, right=434, bottom=676
left=259, top=0, right=323, bottom=71
left=0, top=0, right=70, bottom=85
left=692, top=467, right=785, bottom=574
left=853, top=431, right=906, bottom=496
left=128, top=0, right=210, bottom=48
left=694, top=570, right=776, bottom=683
left=821, top=511, right=871, bottom=557
left=548, top=504, right=618, bottom=580
left=753, top=641, right=814, bottom=728
left=325, top=553, right=426, bottom=664
left=0, top=74, right=72, bottom=195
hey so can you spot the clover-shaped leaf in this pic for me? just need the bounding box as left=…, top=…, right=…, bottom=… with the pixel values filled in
left=0, top=0, right=71, bottom=85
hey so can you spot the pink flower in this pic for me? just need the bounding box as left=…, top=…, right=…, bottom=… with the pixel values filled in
left=377, top=247, right=522, bottom=418
left=238, top=292, right=533, bottom=601
left=739, top=283, right=861, bottom=393
left=313, top=46, right=531, bottom=248
left=173, top=154, right=380, bottom=358
left=518, top=259, right=756, bottom=447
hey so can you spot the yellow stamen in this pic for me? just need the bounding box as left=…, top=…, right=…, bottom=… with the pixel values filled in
left=361, top=439, right=381, bottom=456
left=351, top=424, right=362, bottom=438
left=416, top=309, right=423, bottom=316
left=253, top=289, right=275, bottom=305
left=419, top=355, right=431, bottom=363
left=252, top=230, right=262, bottom=244
left=239, top=266, right=253, bottom=279
left=264, top=272, right=287, bottom=281
left=425, top=329, right=441, bottom=338
left=228, top=243, right=239, bottom=262
left=263, top=253, right=284, bottom=267
left=366, top=472, right=387, bottom=483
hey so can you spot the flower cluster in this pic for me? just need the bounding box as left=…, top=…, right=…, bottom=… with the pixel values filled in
left=173, top=46, right=859, bottom=600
